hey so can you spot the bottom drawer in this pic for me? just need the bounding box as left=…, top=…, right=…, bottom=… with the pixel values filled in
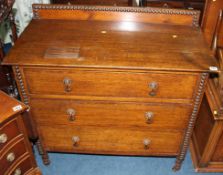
left=7, top=156, right=33, bottom=175
left=39, top=125, right=183, bottom=156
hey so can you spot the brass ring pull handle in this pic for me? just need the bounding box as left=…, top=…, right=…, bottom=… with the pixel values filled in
left=149, top=82, right=158, bottom=96
left=143, top=139, right=151, bottom=149
left=145, top=112, right=154, bottom=124
left=13, top=168, right=22, bottom=175
left=7, top=152, right=15, bottom=162
left=63, top=77, right=72, bottom=92
left=67, top=108, right=76, bottom=121
left=72, top=136, right=80, bottom=146
left=0, top=133, right=7, bottom=143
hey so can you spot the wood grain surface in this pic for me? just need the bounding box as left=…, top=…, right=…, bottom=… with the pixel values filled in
left=3, top=19, right=217, bottom=72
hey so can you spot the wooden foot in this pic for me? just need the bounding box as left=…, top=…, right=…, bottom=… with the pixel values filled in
left=172, top=160, right=182, bottom=172
left=42, top=152, right=50, bottom=165
left=36, top=139, right=50, bottom=165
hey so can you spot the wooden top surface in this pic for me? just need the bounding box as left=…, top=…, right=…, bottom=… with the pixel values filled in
left=0, top=91, right=27, bottom=123
left=3, top=17, right=218, bottom=72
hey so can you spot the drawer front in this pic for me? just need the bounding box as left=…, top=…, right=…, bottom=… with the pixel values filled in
left=0, top=119, right=21, bottom=151
left=0, top=139, right=27, bottom=174
left=7, top=156, right=33, bottom=175
left=31, top=98, right=191, bottom=131
left=39, top=125, right=183, bottom=156
left=24, top=68, right=198, bottom=100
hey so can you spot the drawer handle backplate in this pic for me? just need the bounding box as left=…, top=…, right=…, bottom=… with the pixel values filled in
left=149, top=82, right=158, bottom=96
left=72, top=136, right=80, bottom=146
left=63, top=77, right=72, bottom=92
left=143, top=139, right=151, bottom=149
left=145, top=112, right=154, bottom=124
left=0, top=133, right=8, bottom=143
left=7, top=152, right=15, bottom=162
left=67, top=108, right=76, bottom=121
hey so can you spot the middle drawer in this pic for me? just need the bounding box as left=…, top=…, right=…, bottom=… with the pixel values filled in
left=30, top=98, right=192, bottom=131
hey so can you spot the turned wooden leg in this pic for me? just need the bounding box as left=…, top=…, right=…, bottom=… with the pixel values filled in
left=42, top=151, right=50, bottom=165
left=172, top=73, right=208, bottom=171
left=36, top=139, right=44, bottom=155
left=36, top=139, right=50, bottom=165
left=172, top=158, right=182, bottom=171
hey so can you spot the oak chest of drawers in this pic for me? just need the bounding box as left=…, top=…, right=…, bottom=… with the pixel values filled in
left=0, top=91, right=41, bottom=175
left=3, top=4, right=219, bottom=171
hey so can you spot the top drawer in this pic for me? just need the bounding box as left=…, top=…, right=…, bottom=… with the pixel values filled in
left=23, top=68, right=198, bottom=100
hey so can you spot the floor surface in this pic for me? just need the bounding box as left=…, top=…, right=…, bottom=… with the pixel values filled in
left=35, top=149, right=223, bottom=175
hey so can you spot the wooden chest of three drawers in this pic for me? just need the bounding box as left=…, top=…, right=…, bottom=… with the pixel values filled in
left=3, top=4, right=218, bottom=171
